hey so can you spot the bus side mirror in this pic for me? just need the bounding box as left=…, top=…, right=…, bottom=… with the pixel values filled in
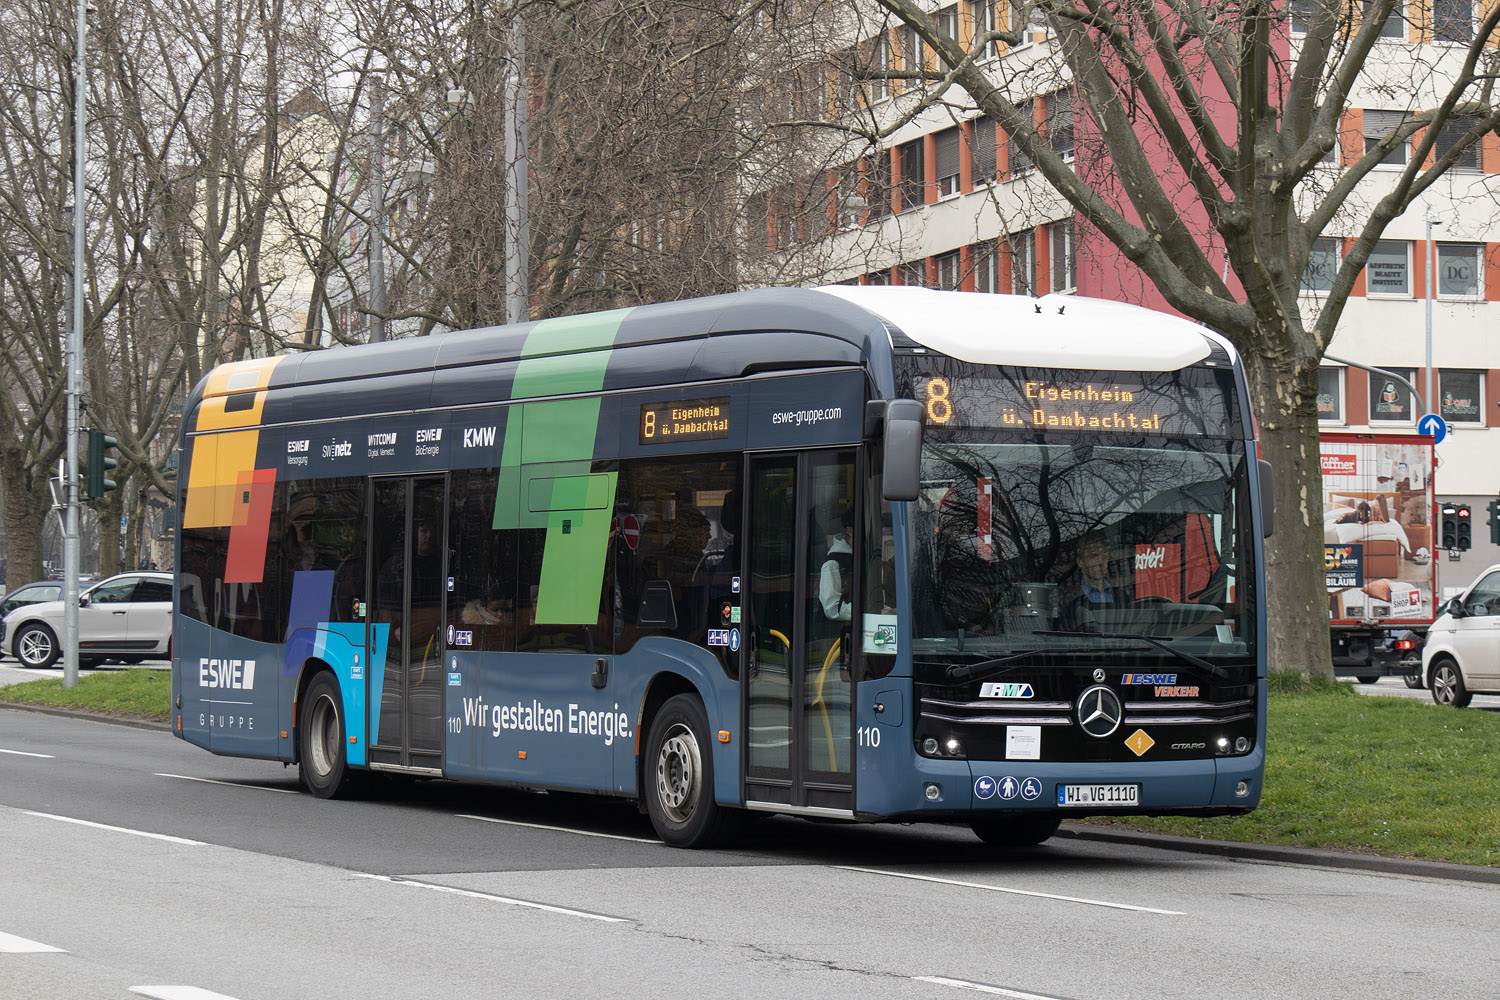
left=1258, top=459, right=1274, bottom=538
left=882, top=399, right=923, bottom=501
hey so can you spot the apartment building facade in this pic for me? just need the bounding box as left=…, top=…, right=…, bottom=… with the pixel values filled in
left=791, top=0, right=1500, bottom=594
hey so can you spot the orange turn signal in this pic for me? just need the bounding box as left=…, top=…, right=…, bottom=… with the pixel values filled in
left=717, top=730, right=731, bottom=744
left=518, top=750, right=527, bottom=760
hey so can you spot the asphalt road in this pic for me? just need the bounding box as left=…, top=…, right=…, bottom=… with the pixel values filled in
left=1347, top=674, right=1500, bottom=709
left=3, top=707, right=1499, bottom=1000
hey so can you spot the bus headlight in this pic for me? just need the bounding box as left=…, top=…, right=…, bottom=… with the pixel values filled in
left=1234, top=736, right=1252, bottom=754
left=945, top=738, right=963, bottom=757
left=922, top=737, right=939, bottom=755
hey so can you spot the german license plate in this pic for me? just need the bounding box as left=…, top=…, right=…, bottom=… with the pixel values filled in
left=1058, top=783, right=1139, bottom=807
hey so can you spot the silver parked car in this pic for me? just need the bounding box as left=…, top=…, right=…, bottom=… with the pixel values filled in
left=1423, top=563, right=1500, bottom=708
left=2, top=572, right=173, bottom=669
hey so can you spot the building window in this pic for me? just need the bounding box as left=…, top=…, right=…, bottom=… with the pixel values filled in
left=899, top=260, right=927, bottom=287
left=935, top=127, right=961, bottom=197
left=1440, top=370, right=1484, bottom=423
left=1291, top=0, right=1337, bottom=33
left=899, top=140, right=924, bottom=212
left=1050, top=219, right=1076, bottom=293
left=1014, top=3, right=1047, bottom=44
left=1317, top=367, right=1344, bottom=423
left=1364, top=239, right=1410, bottom=297
left=1436, top=242, right=1483, bottom=298
left=1008, top=100, right=1034, bottom=176
left=971, top=119, right=997, bottom=185
left=1046, top=90, right=1074, bottom=160
left=867, top=153, right=891, bottom=221
left=1364, top=110, right=1409, bottom=167
left=1011, top=230, right=1036, bottom=295
left=936, top=4, right=959, bottom=38
left=975, top=0, right=999, bottom=59
left=1362, top=0, right=1406, bottom=36
left=1303, top=237, right=1340, bottom=292
left=1434, top=117, right=1482, bottom=172
left=1433, top=0, right=1473, bottom=42
left=865, top=269, right=891, bottom=285
left=972, top=239, right=999, bottom=293
left=868, top=34, right=890, bottom=103
left=936, top=251, right=961, bottom=290
left=1369, top=368, right=1416, bottom=423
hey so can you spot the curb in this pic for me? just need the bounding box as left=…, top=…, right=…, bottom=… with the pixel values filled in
left=0, top=700, right=170, bottom=733
left=1056, top=823, right=1500, bottom=885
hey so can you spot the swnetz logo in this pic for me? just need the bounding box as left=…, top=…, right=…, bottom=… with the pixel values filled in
left=199, top=658, right=256, bottom=690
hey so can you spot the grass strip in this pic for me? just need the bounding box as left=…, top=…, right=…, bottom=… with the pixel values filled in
left=0, top=669, right=170, bottom=723
left=1086, top=672, right=1500, bottom=867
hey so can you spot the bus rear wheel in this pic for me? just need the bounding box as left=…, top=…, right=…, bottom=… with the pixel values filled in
left=298, top=672, right=365, bottom=798
left=645, top=694, right=737, bottom=848
left=970, top=814, right=1062, bottom=847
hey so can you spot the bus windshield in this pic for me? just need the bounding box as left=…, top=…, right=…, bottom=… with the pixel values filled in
left=909, top=435, right=1255, bottom=662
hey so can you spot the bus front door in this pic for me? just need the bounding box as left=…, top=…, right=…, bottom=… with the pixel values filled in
left=368, top=476, right=448, bottom=773
left=743, top=451, right=855, bottom=815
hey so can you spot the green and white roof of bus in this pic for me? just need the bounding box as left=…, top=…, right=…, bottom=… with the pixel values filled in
left=816, top=286, right=1228, bottom=372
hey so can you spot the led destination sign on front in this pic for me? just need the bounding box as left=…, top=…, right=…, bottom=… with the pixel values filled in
left=639, top=396, right=731, bottom=444
left=906, top=368, right=1234, bottom=437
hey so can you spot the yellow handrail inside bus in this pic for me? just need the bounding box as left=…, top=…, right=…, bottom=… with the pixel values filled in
left=812, top=637, right=842, bottom=771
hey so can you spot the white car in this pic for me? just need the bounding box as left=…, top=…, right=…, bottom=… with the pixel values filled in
left=1, top=572, right=173, bottom=669
left=1423, top=563, right=1500, bottom=707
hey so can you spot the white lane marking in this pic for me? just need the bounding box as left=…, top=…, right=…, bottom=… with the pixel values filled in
left=352, top=872, right=631, bottom=923
left=155, top=773, right=298, bottom=794
left=24, top=811, right=206, bottom=846
left=0, top=747, right=55, bottom=758
left=131, top=986, right=245, bottom=1000
left=456, top=813, right=661, bottom=844
left=0, top=931, right=65, bottom=953
left=915, top=977, right=1067, bottom=999
left=836, top=866, right=1184, bottom=915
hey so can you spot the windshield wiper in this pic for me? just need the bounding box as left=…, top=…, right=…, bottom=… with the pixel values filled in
left=1034, top=629, right=1230, bottom=679
left=945, top=647, right=1102, bottom=683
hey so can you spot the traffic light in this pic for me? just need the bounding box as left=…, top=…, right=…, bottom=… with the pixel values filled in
left=1455, top=503, right=1472, bottom=551
left=1441, top=503, right=1458, bottom=549
left=86, top=428, right=118, bottom=499
left=1489, top=498, right=1500, bottom=546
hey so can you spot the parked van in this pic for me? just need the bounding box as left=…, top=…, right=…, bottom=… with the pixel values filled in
left=1423, top=564, right=1500, bottom=707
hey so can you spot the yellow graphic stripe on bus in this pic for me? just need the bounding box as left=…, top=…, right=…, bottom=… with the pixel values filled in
left=194, top=357, right=281, bottom=431
left=181, top=429, right=261, bottom=529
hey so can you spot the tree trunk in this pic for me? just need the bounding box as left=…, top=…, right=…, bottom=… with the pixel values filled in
left=1, top=451, right=49, bottom=588
left=1244, top=350, right=1334, bottom=679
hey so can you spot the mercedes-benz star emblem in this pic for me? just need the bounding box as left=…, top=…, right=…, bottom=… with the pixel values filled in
left=1076, top=684, right=1123, bottom=738
left=1093, top=668, right=1106, bottom=683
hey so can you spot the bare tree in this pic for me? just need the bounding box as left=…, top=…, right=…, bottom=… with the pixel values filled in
left=864, top=0, right=1500, bottom=676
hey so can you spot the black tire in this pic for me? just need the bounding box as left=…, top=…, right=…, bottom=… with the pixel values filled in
left=79, top=657, right=103, bottom=669
left=1430, top=659, right=1473, bottom=708
left=1356, top=675, right=1380, bottom=685
left=298, top=672, right=366, bottom=798
left=1403, top=671, right=1424, bottom=689
left=14, top=623, right=59, bottom=669
left=644, top=694, right=738, bottom=848
left=970, top=814, right=1062, bottom=847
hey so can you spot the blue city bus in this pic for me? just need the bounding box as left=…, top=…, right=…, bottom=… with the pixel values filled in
left=172, top=286, right=1269, bottom=847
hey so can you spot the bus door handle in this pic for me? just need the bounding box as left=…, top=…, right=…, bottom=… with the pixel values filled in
left=591, top=657, right=609, bottom=689
left=748, top=628, right=759, bottom=677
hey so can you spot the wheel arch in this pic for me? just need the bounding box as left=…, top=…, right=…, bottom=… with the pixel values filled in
left=292, top=656, right=339, bottom=764
left=635, top=670, right=704, bottom=808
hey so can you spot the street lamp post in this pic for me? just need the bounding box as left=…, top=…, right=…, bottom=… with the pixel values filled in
left=63, top=0, right=88, bottom=688
left=1425, top=207, right=1441, bottom=423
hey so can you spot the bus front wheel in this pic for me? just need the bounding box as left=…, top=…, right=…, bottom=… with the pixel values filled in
left=970, top=814, right=1061, bottom=847
left=645, top=694, right=736, bottom=848
left=298, top=672, right=365, bottom=798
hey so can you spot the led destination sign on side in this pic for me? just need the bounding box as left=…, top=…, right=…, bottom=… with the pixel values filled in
left=639, top=396, right=732, bottom=444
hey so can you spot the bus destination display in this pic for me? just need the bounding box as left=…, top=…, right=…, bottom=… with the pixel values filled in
left=640, top=396, right=731, bottom=444
left=911, top=371, right=1230, bottom=437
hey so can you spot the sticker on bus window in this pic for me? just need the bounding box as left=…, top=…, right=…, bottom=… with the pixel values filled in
left=706, top=629, right=731, bottom=647
left=862, top=614, right=898, bottom=654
